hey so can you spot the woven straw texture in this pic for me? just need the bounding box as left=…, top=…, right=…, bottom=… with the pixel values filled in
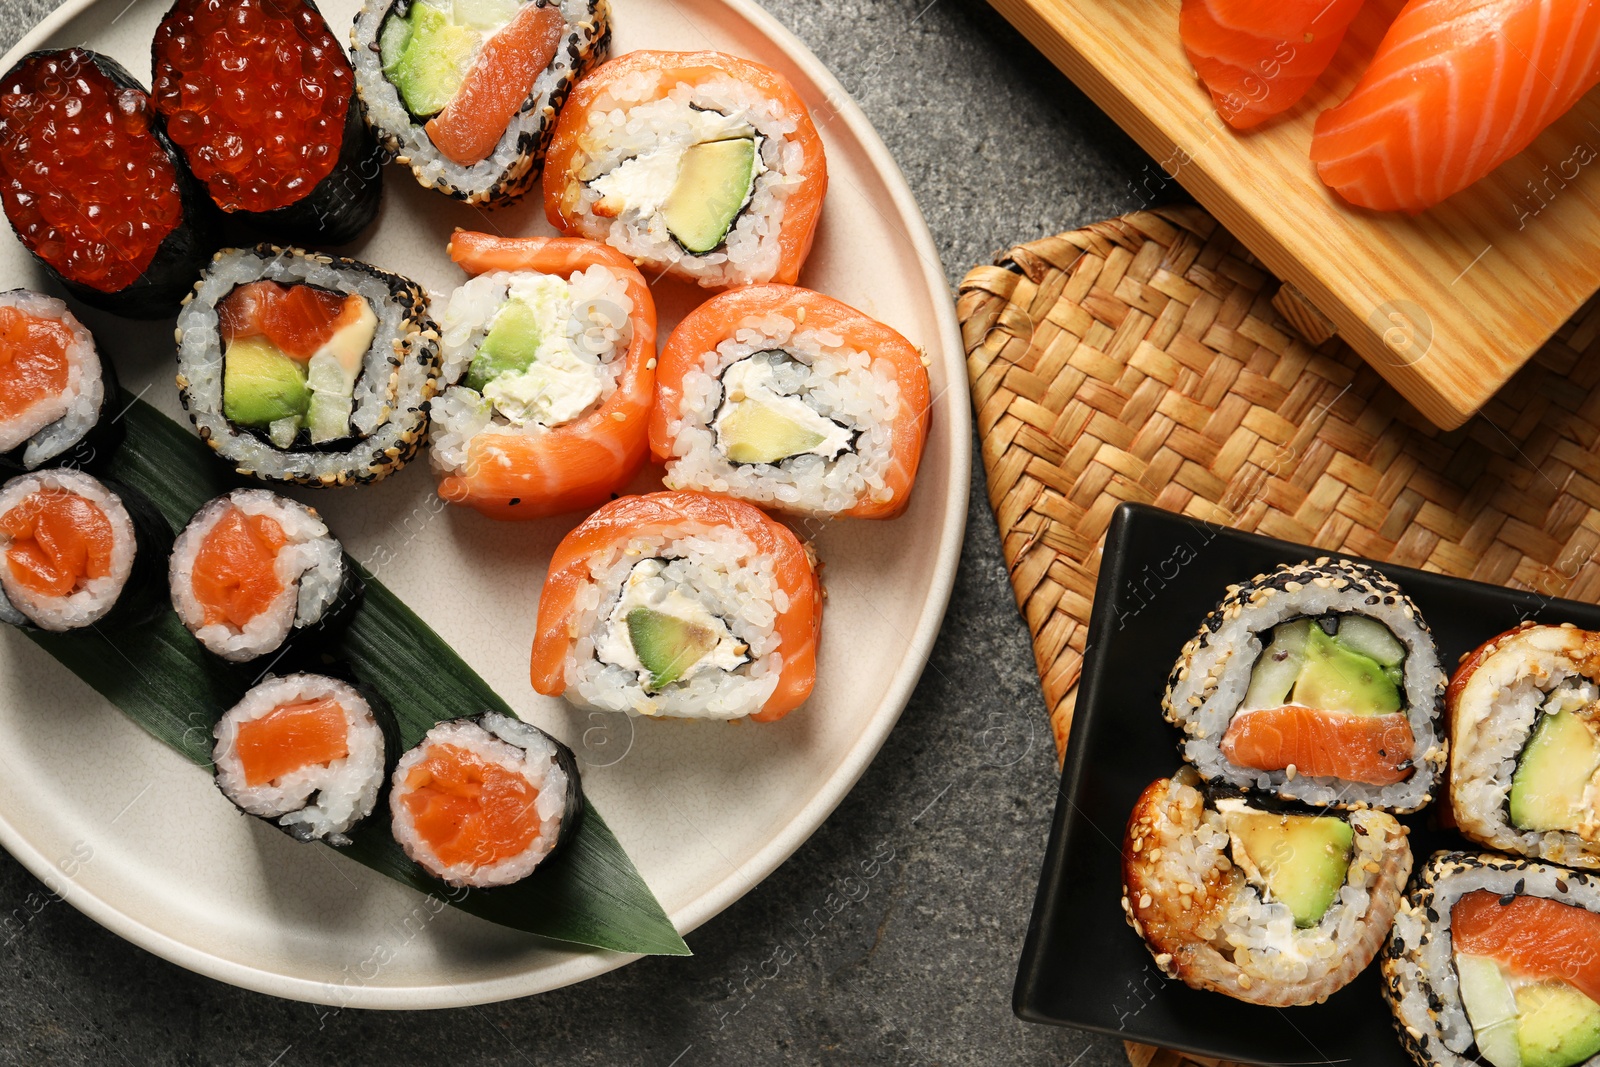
left=957, top=204, right=1600, bottom=1067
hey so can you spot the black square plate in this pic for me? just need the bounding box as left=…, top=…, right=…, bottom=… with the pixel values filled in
left=1012, top=502, right=1600, bottom=1066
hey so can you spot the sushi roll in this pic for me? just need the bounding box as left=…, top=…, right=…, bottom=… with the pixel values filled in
left=542, top=50, right=828, bottom=288
left=1122, top=769, right=1411, bottom=1006
left=213, top=673, right=393, bottom=845
left=430, top=231, right=656, bottom=519
left=0, top=49, right=216, bottom=318
left=1383, top=852, right=1600, bottom=1067
left=530, top=491, right=822, bottom=721
left=351, top=0, right=610, bottom=206
left=0, top=291, right=121, bottom=471
left=390, top=712, right=581, bottom=887
left=650, top=284, right=931, bottom=520
left=152, top=0, right=384, bottom=245
left=0, top=469, right=172, bottom=632
left=169, top=489, right=356, bottom=662
left=175, top=246, right=441, bottom=488
left=1163, top=557, right=1447, bottom=813
left=1448, top=622, right=1600, bottom=870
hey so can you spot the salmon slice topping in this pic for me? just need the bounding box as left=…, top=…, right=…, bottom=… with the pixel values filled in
left=0, top=306, right=73, bottom=421
left=425, top=3, right=564, bottom=167
left=191, top=505, right=288, bottom=629
left=0, top=489, right=114, bottom=597
left=235, top=698, right=350, bottom=786
left=1453, top=889, right=1600, bottom=1006
left=218, top=281, right=363, bottom=361
left=401, top=743, right=540, bottom=869
left=1221, top=706, right=1415, bottom=785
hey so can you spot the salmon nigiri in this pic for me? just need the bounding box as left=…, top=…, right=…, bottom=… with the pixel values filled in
left=1312, top=0, right=1600, bottom=212
left=1181, top=0, right=1365, bottom=129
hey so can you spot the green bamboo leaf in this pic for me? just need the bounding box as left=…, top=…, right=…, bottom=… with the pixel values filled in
left=23, top=394, right=687, bottom=957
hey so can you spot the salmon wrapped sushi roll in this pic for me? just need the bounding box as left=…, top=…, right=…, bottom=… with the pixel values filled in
left=542, top=50, right=827, bottom=288
left=1163, top=557, right=1447, bottom=813
left=651, top=285, right=929, bottom=520
left=0, top=291, right=120, bottom=472
left=430, top=231, right=655, bottom=519
left=1123, top=768, right=1411, bottom=1006
left=531, top=491, right=821, bottom=721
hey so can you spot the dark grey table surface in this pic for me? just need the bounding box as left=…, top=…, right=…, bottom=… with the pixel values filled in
left=0, top=2, right=1179, bottom=1063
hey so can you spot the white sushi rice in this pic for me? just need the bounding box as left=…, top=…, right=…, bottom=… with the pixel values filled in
left=0, top=290, right=103, bottom=469
left=169, top=489, right=345, bottom=662
left=564, top=72, right=809, bottom=286
left=213, top=674, right=386, bottom=845
left=390, top=713, right=572, bottom=887
left=0, top=470, right=135, bottom=632
left=661, top=312, right=902, bottom=518
left=559, top=524, right=783, bottom=719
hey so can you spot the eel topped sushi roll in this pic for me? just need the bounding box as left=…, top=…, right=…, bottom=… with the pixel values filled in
left=213, top=673, right=393, bottom=846
left=431, top=230, right=656, bottom=519
left=1122, top=768, right=1412, bottom=1006
left=1448, top=622, right=1600, bottom=870
left=543, top=50, right=827, bottom=287
left=1383, top=852, right=1600, bottom=1067
left=0, top=49, right=216, bottom=318
left=530, top=491, right=822, bottom=721
left=352, top=0, right=610, bottom=206
left=0, top=291, right=119, bottom=471
left=175, top=246, right=441, bottom=487
left=152, top=0, right=384, bottom=245
left=651, top=284, right=931, bottom=520
left=390, top=712, right=581, bottom=887
left=1163, top=557, right=1447, bottom=813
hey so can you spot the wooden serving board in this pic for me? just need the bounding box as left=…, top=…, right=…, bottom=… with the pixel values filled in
left=987, top=0, right=1600, bottom=430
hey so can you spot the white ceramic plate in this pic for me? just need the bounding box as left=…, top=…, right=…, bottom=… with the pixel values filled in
left=0, top=0, right=968, bottom=1008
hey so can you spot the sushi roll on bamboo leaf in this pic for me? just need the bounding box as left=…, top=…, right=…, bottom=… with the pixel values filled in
left=151, top=0, right=384, bottom=246
left=1123, top=768, right=1412, bottom=1007
left=651, top=285, right=931, bottom=520
left=175, top=246, right=441, bottom=487
left=542, top=50, right=828, bottom=287
left=352, top=0, right=611, bottom=206
left=431, top=230, right=656, bottom=519
left=1163, top=557, right=1448, bottom=813
left=0, top=49, right=218, bottom=318
left=530, top=491, right=822, bottom=721
left=0, top=291, right=122, bottom=471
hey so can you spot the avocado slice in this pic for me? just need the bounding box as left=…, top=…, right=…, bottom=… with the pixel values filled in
left=627, top=608, right=718, bottom=690
left=1332, top=615, right=1406, bottom=667
left=1516, top=980, right=1600, bottom=1067
left=662, top=138, right=759, bottom=254
left=1225, top=810, right=1353, bottom=928
left=1456, top=953, right=1524, bottom=1067
left=223, top=337, right=310, bottom=429
left=1291, top=622, right=1402, bottom=716
left=389, top=2, right=479, bottom=119
left=1244, top=618, right=1311, bottom=709
left=1509, top=711, right=1600, bottom=832
left=466, top=299, right=542, bottom=392
left=719, top=401, right=830, bottom=465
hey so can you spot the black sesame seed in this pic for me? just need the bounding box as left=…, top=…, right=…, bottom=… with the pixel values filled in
left=1500, top=893, right=1516, bottom=906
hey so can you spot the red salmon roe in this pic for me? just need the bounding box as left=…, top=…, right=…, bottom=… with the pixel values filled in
left=0, top=51, right=184, bottom=294
left=152, top=0, right=353, bottom=214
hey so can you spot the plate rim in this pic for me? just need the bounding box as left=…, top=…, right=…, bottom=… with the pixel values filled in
left=0, top=0, right=971, bottom=1008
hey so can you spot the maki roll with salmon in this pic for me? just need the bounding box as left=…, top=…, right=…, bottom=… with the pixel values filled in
left=213, top=673, right=393, bottom=845
left=1383, top=852, right=1600, bottom=1067
left=1122, top=769, right=1411, bottom=1006
left=0, top=49, right=216, bottom=318
left=0, top=469, right=172, bottom=632
left=169, top=489, right=356, bottom=662
left=530, top=491, right=822, bottom=721
left=176, top=246, right=441, bottom=487
left=651, top=285, right=930, bottom=520
left=390, top=712, right=581, bottom=887
left=543, top=50, right=827, bottom=287
left=152, top=0, right=384, bottom=245
left=0, top=291, right=120, bottom=471
left=1164, top=557, right=1447, bottom=813
left=1448, top=623, right=1600, bottom=870
left=431, top=230, right=655, bottom=518
left=352, top=0, right=610, bottom=206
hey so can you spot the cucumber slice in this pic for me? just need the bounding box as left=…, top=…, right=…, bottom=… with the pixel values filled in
left=1243, top=619, right=1310, bottom=709
left=1455, top=953, right=1523, bottom=1067
left=1333, top=615, right=1407, bottom=667
left=379, top=10, right=413, bottom=75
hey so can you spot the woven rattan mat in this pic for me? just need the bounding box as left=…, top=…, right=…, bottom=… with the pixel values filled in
left=957, top=204, right=1600, bottom=1067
